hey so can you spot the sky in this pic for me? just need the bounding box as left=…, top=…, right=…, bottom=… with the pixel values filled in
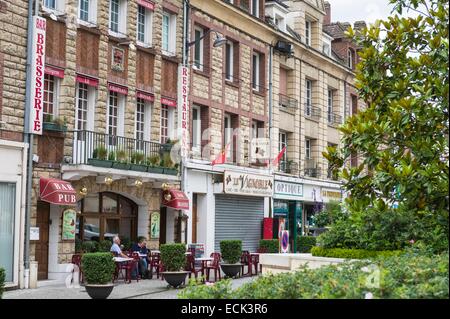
left=326, top=0, right=420, bottom=24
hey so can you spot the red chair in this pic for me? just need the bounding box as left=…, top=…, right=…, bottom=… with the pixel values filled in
left=149, top=252, right=161, bottom=279
left=71, top=254, right=83, bottom=283
left=249, top=253, right=260, bottom=276
left=204, top=252, right=222, bottom=282
left=240, top=251, right=250, bottom=277
left=185, top=253, right=202, bottom=279
left=116, top=253, right=140, bottom=284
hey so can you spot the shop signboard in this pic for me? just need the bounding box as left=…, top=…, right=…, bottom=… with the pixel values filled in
left=62, top=209, right=77, bottom=240
left=224, top=171, right=273, bottom=197
left=150, top=212, right=160, bottom=239
left=274, top=181, right=303, bottom=197
left=321, top=188, right=342, bottom=201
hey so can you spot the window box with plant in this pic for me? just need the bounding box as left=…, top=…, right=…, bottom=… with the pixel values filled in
left=112, top=148, right=130, bottom=170
left=43, top=114, right=68, bottom=132
left=160, top=243, right=189, bottom=288
left=88, top=146, right=114, bottom=168
left=130, top=151, right=147, bottom=172
left=81, top=252, right=116, bottom=299
left=146, top=154, right=165, bottom=174
left=161, top=152, right=178, bottom=175
left=220, top=240, right=242, bottom=278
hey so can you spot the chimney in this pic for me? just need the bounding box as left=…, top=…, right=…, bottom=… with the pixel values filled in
left=323, top=1, right=331, bottom=25
left=354, top=20, right=367, bottom=33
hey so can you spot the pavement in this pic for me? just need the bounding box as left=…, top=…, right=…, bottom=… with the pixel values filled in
left=3, top=275, right=257, bottom=299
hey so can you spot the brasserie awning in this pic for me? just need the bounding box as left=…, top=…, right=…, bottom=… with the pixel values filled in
left=40, top=178, right=77, bottom=206
left=162, top=189, right=189, bottom=210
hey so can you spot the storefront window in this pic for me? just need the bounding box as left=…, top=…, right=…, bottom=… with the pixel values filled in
left=77, top=192, right=137, bottom=242
left=0, top=183, right=16, bottom=282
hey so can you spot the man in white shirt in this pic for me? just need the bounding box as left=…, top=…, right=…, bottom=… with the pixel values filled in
left=110, top=236, right=128, bottom=258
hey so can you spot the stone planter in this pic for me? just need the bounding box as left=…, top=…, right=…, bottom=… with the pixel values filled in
left=220, top=263, right=242, bottom=278
left=88, top=159, right=113, bottom=168
left=161, top=271, right=189, bottom=288
left=163, top=168, right=178, bottom=175
left=85, top=284, right=114, bottom=299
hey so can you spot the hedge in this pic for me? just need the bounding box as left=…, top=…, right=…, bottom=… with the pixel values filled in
left=311, top=246, right=402, bottom=259
left=220, top=240, right=242, bottom=264
left=259, top=239, right=279, bottom=253
left=179, top=249, right=449, bottom=299
left=297, top=236, right=317, bottom=253
left=81, top=252, right=116, bottom=285
left=160, top=243, right=186, bottom=271
left=0, top=268, right=5, bottom=299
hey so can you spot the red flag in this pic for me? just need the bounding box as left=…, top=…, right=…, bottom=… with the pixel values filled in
left=212, top=143, right=230, bottom=165
left=272, top=146, right=287, bottom=167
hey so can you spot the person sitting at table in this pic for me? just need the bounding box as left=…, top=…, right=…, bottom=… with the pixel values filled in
left=131, top=237, right=150, bottom=279
left=110, top=236, right=129, bottom=258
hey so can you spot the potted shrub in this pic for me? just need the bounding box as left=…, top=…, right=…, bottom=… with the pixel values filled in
left=130, top=151, right=147, bottom=172
left=146, top=154, right=164, bottom=174
left=259, top=239, right=279, bottom=253
left=220, top=240, right=242, bottom=278
left=88, top=146, right=113, bottom=168
left=161, top=153, right=178, bottom=175
left=160, top=243, right=189, bottom=288
left=81, top=252, right=116, bottom=299
left=81, top=241, right=98, bottom=253
left=0, top=267, right=5, bottom=299
left=112, top=148, right=130, bottom=170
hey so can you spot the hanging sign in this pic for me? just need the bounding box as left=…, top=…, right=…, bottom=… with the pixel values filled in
left=178, top=65, right=190, bottom=158
left=29, top=16, right=47, bottom=135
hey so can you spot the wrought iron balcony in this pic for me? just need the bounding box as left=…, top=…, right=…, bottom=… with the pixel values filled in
left=304, top=158, right=320, bottom=178
left=279, top=160, right=299, bottom=175
left=304, top=104, right=321, bottom=121
left=328, top=112, right=343, bottom=127
left=279, top=94, right=298, bottom=111
left=69, top=130, right=177, bottom=175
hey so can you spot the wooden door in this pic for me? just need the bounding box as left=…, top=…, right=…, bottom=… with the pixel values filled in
left=159, top=207, right=167, bottom=245
left=36, top=201, right=50, bottom=280
left=192, top=194, right=198, bottom=243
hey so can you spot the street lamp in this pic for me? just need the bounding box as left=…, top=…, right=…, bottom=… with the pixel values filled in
left=185, top=30, right=227, bottom=56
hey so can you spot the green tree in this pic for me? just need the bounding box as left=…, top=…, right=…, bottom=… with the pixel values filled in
left=324, top=0, right=449, bottom=251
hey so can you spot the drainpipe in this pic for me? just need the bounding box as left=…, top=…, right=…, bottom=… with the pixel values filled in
left=268, top=45, right=273, bottom=218
left=23, top=0, right=38, bottom=289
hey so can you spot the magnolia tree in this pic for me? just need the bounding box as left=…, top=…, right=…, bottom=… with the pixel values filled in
left=323, top=0, right=449, bottom=251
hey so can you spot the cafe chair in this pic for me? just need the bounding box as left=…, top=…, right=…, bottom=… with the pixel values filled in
left=204, top=252, right=221, bottom=283
left=185, top=253, right=202, bottom=279
left=71, top=254, right=83, bottom=284
left=239, top=251, right=250, bottom=277
left=149, top=251, right=161, bottom=279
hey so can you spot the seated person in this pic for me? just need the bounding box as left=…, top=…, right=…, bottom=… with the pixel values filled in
left=110, top=236, right=129, bottom=258
left=131, top=237, right=150, bottom=279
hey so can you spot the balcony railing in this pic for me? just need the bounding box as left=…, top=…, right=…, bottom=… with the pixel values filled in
left=304, top=158, right=320, bottom=178
left=328, top=112, right=343, bottom=127
left=279, top=94, right=298, bottom=111
left=304, top=104, right=321, bottom=121
left=279, top=160, right=299, bottom=175
left=70, top=130, right=177, bottom=175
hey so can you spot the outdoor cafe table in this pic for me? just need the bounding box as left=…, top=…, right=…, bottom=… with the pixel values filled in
left=195, top=257, right=213, bottom=276
left=114, top=257, right=133, bottom=263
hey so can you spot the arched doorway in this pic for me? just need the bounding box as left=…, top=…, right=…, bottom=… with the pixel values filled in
left=75, top=192, right=138, bottom=246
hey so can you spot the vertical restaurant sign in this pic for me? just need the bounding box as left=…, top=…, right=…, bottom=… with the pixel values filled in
left=62, top=209, right=77, bottom=240
left=178, top=65, right=189, bottom=157
left=30, top=16, right=46, bottom=135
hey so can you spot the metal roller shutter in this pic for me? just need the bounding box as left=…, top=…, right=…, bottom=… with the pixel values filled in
left=215, top=195, right=264, bottom=252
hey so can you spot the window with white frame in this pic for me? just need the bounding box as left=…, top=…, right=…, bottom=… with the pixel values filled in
left=327, top=89, right=333, bottom=123
left=43, top=0, right=65, bottom=14
left=252, top=52, right=260, bottom=91
left=279, top=131, right=287, bottom=165
left=191, top=105, right=201, bottom=152
left=108, top=91, right=125, bottom=138
left=135, top=98, right=152, bottom=150
left=137, top=5, right=153, bottom=47
left=305, top=20, right=311, bottom=46
left=193, top=26, right=204, bottom=70
left=162, top=11, right=176, bottom=56
left=160, top=104, right=174, bottom=144
left=78, top=0, right=97, bottom=25
left=75, top=82, right=95, bottom=131
left=305, top=138, right=311, bottom=159
left=109, top=0, right=127, bottom=36
left=251, top=0, right=259, bottom=17
left=223, top=113, right=233, bottom=160
left=225, top=41, right=234, bottom=81
left=305, top=79, right=312, bottom=116
left=43, top=74, right=59, bottom=120
left=348, top=49, right=354, bottom=69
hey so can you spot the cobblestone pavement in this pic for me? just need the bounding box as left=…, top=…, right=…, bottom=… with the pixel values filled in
left=3, top=275, right=256, bottom=299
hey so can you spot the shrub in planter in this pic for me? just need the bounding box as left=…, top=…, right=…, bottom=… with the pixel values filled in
left=259, top=239, right=279, bottom=253
left=310, top=247, right=402, bottom=259
left=160, top=243, right=188, bottom=288
left=82, top=241, right=98, bottom=253
left=220, top=240, right=242, bottom=278
left=0, top=268, right=5, bottom=299
left=81, top=252, right=116, bottom=299
left=297, top=236, right=317, bottom=253
left=93, top=146, right=108, bottom=160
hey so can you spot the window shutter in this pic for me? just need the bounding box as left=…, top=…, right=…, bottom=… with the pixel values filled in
left=233, top=42, right=240, bottom=83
